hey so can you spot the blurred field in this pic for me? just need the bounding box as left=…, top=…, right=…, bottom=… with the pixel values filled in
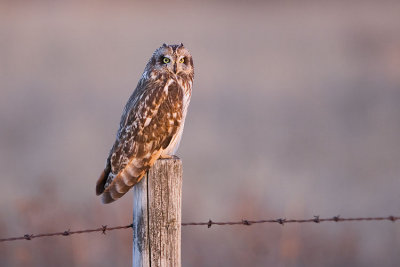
left=1, top=1, right=400, bottom=266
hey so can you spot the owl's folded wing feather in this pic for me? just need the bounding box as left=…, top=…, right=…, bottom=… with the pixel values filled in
left=96, top=78, right=183, bottom=203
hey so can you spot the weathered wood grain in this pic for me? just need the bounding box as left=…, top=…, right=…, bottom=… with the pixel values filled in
left=133, top=158, right=182, bottom=267
left=133, top=174, right=150, bottom=267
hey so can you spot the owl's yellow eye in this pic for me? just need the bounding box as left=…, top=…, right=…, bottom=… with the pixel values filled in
left=163, top=57, right=170, bottom=64
left=179, top=57, right=185, bottom=63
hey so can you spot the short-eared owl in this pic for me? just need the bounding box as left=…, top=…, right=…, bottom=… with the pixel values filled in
left=96, top=43, right=194, bottom=203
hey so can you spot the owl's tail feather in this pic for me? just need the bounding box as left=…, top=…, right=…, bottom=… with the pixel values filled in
left=100, top=164, right=147, bottom=204
left=98, top=151, right=162, bottom=204
left=96, top=167, right=110, bottom=195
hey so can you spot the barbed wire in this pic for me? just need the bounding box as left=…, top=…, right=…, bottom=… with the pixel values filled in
left=181, top=215, right=399, bottom=227
left=0, top=224, right=133, bottom=243
left=0, top=215, right=398, bottom=243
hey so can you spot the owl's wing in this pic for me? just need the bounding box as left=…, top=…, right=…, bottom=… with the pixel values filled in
left=96, top=78, right=183, bottom=203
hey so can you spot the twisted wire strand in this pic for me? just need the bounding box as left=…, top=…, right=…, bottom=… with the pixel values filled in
left=1, top=216, right=398, bottom=243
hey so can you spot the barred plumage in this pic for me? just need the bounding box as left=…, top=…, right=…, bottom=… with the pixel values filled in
left=96, top=43, right=194, bottom=203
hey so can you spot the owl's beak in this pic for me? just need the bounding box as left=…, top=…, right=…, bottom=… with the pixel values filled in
left=173, top=62, right=177, bottom=74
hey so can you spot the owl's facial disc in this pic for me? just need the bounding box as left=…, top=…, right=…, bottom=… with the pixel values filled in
left=147, top=44, right=193, bottom=78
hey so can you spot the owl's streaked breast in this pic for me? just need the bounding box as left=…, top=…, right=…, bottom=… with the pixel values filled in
left=162, top=76, right=192, bottom=155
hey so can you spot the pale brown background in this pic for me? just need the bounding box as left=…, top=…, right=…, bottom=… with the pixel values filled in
left=1, top=1, right=400, bottom=266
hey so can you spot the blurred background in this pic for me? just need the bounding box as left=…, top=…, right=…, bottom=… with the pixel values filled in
left=1, top=0, right=400, bottom=266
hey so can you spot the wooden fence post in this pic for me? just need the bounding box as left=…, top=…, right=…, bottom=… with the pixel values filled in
left=132, top=158, right=182, bottom=267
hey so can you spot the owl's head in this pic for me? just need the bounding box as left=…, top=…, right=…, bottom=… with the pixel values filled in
left=146, top=43, right=194, bottom=78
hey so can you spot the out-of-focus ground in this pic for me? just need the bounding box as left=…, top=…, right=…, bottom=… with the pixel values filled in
left=1, top=1, right=400, bottom=266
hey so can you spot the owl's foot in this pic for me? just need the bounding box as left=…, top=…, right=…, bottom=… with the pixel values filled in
left=159, top=154, right=180, bottom=160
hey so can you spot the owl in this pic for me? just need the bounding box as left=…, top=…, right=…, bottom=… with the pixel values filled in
left=96, top=43, right=194, bottom=203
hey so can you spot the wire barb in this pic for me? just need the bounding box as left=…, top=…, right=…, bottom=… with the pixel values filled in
left=277, top=218, right=286, bottom=225
left=62, top=230, right=71, bottom=236
left=1, top=216, right=398, bottom=243
left=24, top=234, right=33, bottom=240
left=242, top=220, right=251, bottom=226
